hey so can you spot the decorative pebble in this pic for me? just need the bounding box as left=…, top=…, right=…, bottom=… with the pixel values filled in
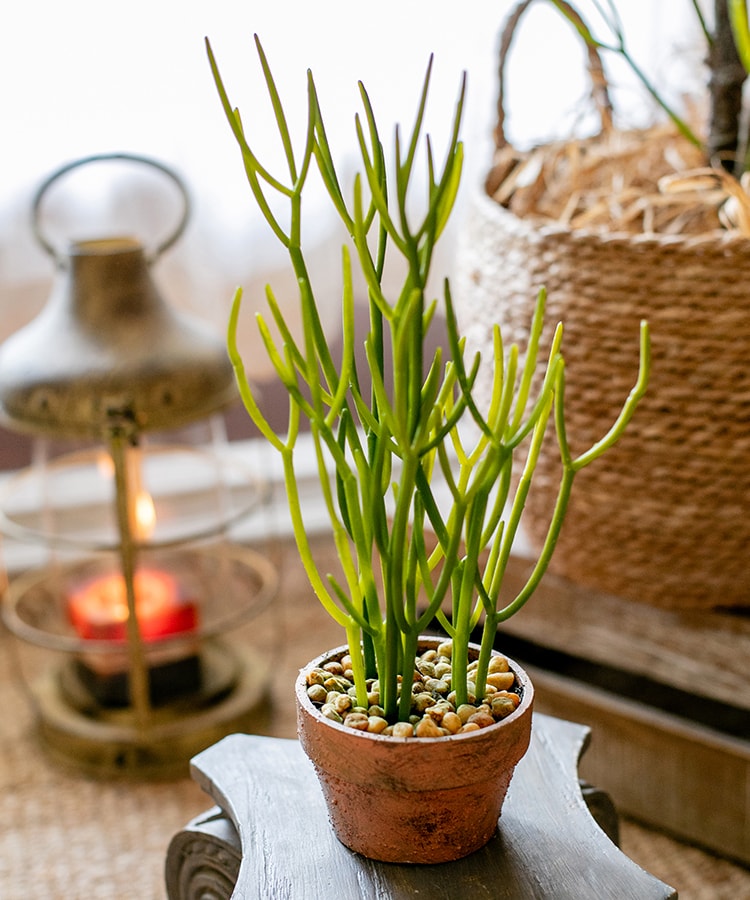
left=323, top=661, right=345, bottom=675
left=416, top=659, right=436, bottom=678
left=367, top=716, right=389, bottom=734
left=488, top=655, right=509, bottom=674
left=320, top=704, right=343, bottom=723
left=441, top=711, right=462, bottom=733
left=415, top=717, right=443, bottom=737
left=434, top=661, right=452, bottom=680
left=344, top=712, right=370, bottom=731
left=491, top=695, right=519, bottom=718
left=392, top=721, right=414, bottom=738
left=487, top=671, right=516, bottom=690
left=306, top=684, right=328, bottom=704
left=456, top=703, right=478, bottom=723
left=414, top=693, right=436, bottom=713
left=467, top=710, right=495, bottom=729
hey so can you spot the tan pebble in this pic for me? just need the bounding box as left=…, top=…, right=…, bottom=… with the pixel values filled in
left=424, top=677, right=449, bottom=694
left=323, top=661, right=344, bottom=675
left=367, top=716, right=389, bottom=734
left=467, top=659, right=479, bottom=672
left=432, top=700, right=455, bottom=717
left=493, top=690, right=521, bottom=710
left=414, top=692, right=436, bottom=713
left=306, top=668, right=327, bottom=686
left=487, top=671, right=515, bottom=690
left=448, top=688, right=476, bottom=706
left=383, top=725, right=394, bottom=735
left=491, top=696, right=519, bottom=719
left=368, top=704, right=385, bottom=718
left=420, top=649, right=438, bottom=662
left=415, top=716, right=443, bottom=737
left=367, top=691, right=380, bottom=706
left=424, top=706, right=445, bottom=723
left=434, top=662, right=452, bottom=679
left=441, top=711, right=462, bottom=733
left=488, top=655, right=510, bottom=674
left=417, top=659, right=436, bottom=678
left=331, top=694, right=353, bottom=715
left=324, top=675, right=350, bottom=692
left=343, top=669, right=355, bottom=682
left=392, top=721, right=414, bottom=738
left=437, top=641, right=453, bottom=658
left=344, top=712, right=370, bottom=731
left=307, top=684, right=328, bottom=704
left=340, top=654, right=352, bottom=668
left=320, top=703, right=343, bottom=723
left=467, top=711, right=495, bottom=729
left=460, top=722, right=481, bottom=733
left=456, top=703, right=477, bottom=723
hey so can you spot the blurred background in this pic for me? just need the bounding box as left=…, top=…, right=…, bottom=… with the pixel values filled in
left=0, top=0, right=701, bottom=466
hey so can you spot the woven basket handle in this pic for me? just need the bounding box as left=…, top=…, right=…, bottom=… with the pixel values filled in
left=494, top=0, right=614, bottom=151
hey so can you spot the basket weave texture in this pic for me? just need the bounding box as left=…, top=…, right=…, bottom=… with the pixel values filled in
left=455, top=190, right=750, bottom=609
left=455, top=0, right=750, bottom=609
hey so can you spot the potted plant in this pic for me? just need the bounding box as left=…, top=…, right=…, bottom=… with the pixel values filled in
left=206, top=35, right=649, bottom=864
left=454, top=0, right=750, bottom=611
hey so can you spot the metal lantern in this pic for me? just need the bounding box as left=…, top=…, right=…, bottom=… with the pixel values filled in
left=0, top=154, right=277, bottom=777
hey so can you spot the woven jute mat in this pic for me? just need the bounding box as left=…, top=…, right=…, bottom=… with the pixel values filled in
left=1, top=534, right=748, bottom=899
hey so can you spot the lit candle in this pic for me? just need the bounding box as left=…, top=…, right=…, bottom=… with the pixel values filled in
left=68, top=568, right=198, bottom=642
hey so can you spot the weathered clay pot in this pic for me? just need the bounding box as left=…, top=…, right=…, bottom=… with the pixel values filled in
left=295, top=636, right=534, bottom=864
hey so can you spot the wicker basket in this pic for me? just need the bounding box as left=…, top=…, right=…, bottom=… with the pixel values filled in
left=454, top=0, right=750, bottom=609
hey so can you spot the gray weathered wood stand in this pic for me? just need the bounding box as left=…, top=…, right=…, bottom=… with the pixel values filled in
left=165, top=713, right=677, bottom=899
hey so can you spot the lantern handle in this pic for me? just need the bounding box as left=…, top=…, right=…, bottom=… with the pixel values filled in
left=31, top=152, right=191, bottom=264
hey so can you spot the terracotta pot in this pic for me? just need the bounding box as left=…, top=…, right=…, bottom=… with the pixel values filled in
left=295, top=636, right=534, bottom=863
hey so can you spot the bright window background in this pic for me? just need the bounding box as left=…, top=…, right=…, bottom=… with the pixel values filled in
left=0, top=1, right=701, bottom=428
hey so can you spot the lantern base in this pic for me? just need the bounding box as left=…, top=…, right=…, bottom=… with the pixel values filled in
left=29, top=639, right=271, bottom=780
left=66, top=652, right=204, bottom=708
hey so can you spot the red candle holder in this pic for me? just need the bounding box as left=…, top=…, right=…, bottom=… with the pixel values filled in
left=0, top=443, right=279, bottom=778
left=67, top=567, right=202, bottom=707
left=68, top=568, right=198, bottom=642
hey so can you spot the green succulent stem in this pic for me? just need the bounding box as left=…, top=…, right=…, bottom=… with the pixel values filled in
left=208, top=35, right=650, bottom=721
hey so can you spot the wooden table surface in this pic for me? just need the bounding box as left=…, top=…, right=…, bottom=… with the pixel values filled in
left=166, top=713, right=677, bottom=899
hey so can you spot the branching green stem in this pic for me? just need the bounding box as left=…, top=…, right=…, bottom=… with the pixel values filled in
left=209, top=36, right=650, bottom=721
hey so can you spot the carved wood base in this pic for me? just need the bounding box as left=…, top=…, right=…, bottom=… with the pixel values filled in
left=165, top=714, right=677, bottom=899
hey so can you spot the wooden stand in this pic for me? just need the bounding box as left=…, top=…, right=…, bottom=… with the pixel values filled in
left=165, top=714, right=677, bottom=899
left=495, top=556, right=750, bottom=865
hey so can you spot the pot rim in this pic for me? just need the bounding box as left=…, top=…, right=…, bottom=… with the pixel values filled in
left=295, top=637, right=534, bottom=746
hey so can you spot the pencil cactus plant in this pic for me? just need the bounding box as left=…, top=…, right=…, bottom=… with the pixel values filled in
left=207, top=36, right=650, bottom=725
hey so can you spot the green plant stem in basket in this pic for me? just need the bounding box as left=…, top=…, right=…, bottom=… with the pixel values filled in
left=208, top=35, right=650, bottom=723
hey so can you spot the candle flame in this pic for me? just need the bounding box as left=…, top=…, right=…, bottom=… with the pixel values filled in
left=97, top=446, right=159, bottom=541
left=134, top=489, right=157, bottom=541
